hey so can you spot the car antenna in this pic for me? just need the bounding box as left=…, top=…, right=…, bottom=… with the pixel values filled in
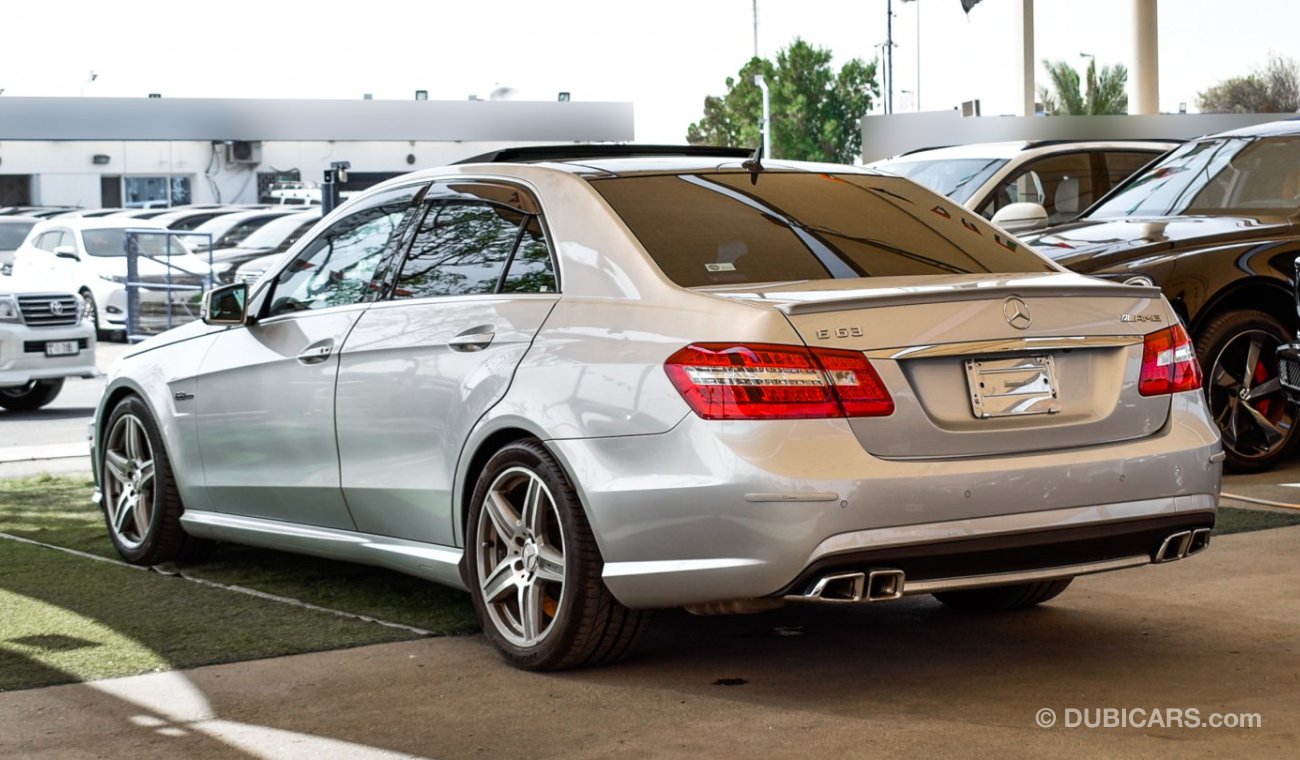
left=741, top=138, right=764, bottom=185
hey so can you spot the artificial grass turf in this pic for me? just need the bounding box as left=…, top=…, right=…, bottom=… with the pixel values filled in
left=0, top=540, right=417, bottom=691
left=0, top=475, right=478, bottom=654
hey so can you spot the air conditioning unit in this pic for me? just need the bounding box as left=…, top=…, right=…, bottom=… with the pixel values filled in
left=226, top=141, right=262, bottom=165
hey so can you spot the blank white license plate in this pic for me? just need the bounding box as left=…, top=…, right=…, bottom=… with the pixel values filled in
left=45, top=341, right=80, bottom=357
left=965, top=355, right=1061, bottom=419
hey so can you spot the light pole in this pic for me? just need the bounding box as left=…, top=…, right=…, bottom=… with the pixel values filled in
left=901, top=0, right=918, bottom=111
left=754, top=74, right=771, bottom=159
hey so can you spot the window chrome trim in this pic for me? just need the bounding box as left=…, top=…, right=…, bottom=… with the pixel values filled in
left=862, top=334, right=1143, bottom=360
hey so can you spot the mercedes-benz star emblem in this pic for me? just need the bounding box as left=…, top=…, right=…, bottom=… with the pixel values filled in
left=49, top=300, right=64, bottom=316
left=1003, top=296, right=1032, bottom=330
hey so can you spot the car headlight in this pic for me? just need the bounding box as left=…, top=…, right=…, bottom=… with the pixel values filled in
left=0, top=294, right=20, bottom=323
left=99, top=273, right=127, bottom=283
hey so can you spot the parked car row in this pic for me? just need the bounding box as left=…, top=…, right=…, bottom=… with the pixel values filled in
left=92, top=143, right=1222, bottom=670
left=1, top=204, right=322, bottom=339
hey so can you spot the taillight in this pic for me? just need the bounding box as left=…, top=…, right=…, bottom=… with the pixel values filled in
left=1138, top=324, right=1203, bottom=396
left=664, top=343, right=894, bottom=420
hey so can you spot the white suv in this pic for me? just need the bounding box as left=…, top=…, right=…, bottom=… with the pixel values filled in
left=0, top=286, right=97, bottom=410
left=873, top=140, right=1176, bottom=233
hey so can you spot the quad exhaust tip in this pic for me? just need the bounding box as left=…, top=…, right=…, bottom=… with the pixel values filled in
left=1154, top=528, right=1211, bottom=563
left=798, top=569, right=905, bottom=603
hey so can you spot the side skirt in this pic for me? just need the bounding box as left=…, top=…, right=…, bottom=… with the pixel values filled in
left=180, top=510, right=467, bottom=591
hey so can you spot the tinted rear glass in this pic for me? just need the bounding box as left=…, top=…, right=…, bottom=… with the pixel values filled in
left=591, top=172, right=1052, bottom=287
left=875, top=157, right=1008, bottom=204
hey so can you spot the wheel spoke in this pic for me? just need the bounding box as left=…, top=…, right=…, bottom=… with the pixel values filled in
left=124, top=420, right=142, bottom=460
left=522, top=476, right=545, bottom=535
left=1211, top=363, right=1240, bottom=390
left=104, top=450, right=130, bottom=485
left=1247, top=377, right=1282, bottom=400
left=484, top=491, right=521, bottom=540
left=113, top=491, right=135, bottom=534
left=1241, top=402, right=1285, bottom=447
left=132, top=497, right=151, bottom=538
left=535, top=543, right=565, bottom=584
left=137, top=459, right=155, bottom=490
left=518, top=580, right=544, bottom=641
left=1242, top=338, right=1263, bottom=393
left=481, top=560, right=518, bottom=604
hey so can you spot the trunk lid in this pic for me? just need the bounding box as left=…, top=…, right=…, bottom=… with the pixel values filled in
left=708, top=272, right=1174, bottom=459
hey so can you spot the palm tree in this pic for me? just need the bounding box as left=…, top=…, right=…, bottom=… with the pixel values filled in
left=1037, top=59, right=1129, bottom=115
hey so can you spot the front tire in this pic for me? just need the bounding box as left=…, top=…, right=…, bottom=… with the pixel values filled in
left=466, top=439, right=648, bottom=670
left=933, top=579, right=1073, bottom=612
left=100, top=396, right=207, bottom=564
left=0, top=379, right=64, bottom=411
left=1196, top=309, right=1299, bottom=472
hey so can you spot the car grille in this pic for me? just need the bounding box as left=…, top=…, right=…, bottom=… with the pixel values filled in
left=237, top=268, right=267, bottom=285
left=133, top=272, right=208, bottom=290
left=24, top=338, right=90, bottom=353
left=17, top=294, right=81, bottom=327
left=1281, top=356, right=1300, bottom=391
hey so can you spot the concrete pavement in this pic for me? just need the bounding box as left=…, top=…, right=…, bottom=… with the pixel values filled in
left=2, top=525, right=1297, bottom=759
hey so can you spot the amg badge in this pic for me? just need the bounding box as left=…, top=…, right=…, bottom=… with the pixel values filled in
left=1120, top=313, right=1163, bottom=323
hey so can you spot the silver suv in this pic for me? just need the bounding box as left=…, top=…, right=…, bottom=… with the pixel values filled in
left=1, top=285, right=96, bottom=410
left=93, top=146, right=1221, bottom=670
left=874, top=140, right=1176, bottom=233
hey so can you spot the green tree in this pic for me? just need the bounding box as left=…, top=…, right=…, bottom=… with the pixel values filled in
left=1197, top=54, right=1300, bottom=113
left=1037, top=58, right=1129, bottom=115
left=686, top=38, right=878, bottom=163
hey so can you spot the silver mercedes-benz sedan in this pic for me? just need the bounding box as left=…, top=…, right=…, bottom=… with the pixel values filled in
left=92, top=146, right=1222, bottom=670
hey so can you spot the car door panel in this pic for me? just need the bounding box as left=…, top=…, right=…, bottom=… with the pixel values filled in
left=335, top=295, right=558, bottom=546
left=194, top=308, right=365, bottom=529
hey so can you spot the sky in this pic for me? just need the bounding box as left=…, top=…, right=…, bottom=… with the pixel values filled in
left=1, top=0, right=1296, bottom=143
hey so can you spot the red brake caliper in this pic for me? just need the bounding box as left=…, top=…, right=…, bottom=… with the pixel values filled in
left=1254, top=359, right=1274, bottom=418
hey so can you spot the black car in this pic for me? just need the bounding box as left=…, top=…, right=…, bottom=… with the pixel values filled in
left=1023, top=119, right=1300, bottom=472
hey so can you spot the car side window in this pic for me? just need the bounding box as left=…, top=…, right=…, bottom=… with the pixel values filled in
left=266, top=189, right=418, bottom=317
left=501, top=216, right=557, bottom=293
left=979, top=152, right=1094, bottom=224
left=1103, top=151, right=1158, bottom=193
left=394, top=202, right=521, bottom=298
left=390, top=181, right=557, bottom=299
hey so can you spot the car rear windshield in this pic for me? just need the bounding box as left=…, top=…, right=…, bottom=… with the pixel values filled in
left=590, top=171, right=1053, bottom=287
left=0, top=221, right=36, bottom=249
left=1090, top=135, right=1300, bottom=218
left=874, top=157, right=1008, bottom=204
left=82, top=228, right=193, bottom=257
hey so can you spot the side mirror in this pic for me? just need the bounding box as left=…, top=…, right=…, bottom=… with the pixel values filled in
left=54, top=244, right=80, bottom=261
left=991, top=202, right=1049, bottom=234
left=202, top=282, right=249, bottom=326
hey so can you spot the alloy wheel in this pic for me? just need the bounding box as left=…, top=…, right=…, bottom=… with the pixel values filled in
left=474, top=466, right=567, bottom=648
left=1206, top=328, right=1295, bottom=463
left=102, top=414, right=156, bottom=549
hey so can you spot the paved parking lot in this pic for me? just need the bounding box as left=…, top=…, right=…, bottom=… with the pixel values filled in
left=2, top=524, right=1297, bottom=758
left=3, top=339, right=1300, bottom=758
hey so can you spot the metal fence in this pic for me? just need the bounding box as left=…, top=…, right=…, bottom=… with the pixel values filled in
left=123, top=228, right=214, bottom=342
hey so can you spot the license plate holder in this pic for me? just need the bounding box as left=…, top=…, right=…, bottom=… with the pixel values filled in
left=965, top=354, right=1060, bottom=419
left=44, top=340, right=80, bottom=357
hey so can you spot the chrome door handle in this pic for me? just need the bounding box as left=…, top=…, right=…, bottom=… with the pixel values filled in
left=297, top=340, right=334, bottom=364
left=448, top=329, right=495, bottom=352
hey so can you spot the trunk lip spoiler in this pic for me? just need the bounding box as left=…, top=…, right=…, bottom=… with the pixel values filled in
left=862, top=334, right=1144, bottom=360
left=714, top=283, right=1165, bottom=315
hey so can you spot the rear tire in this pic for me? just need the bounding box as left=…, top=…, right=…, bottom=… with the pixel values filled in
left=466, top=439, right=648, bottom=670
left=933, top=579, right=1072, bottom=612
left=0, top=379, right=64, bottom=411
left=100, top=396, right=208, bottom=564
left=1195, top=309, right=1298, bottom=472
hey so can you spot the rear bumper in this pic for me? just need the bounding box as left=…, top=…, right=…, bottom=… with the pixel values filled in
left=549, top=391, right=1222, bottom=609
